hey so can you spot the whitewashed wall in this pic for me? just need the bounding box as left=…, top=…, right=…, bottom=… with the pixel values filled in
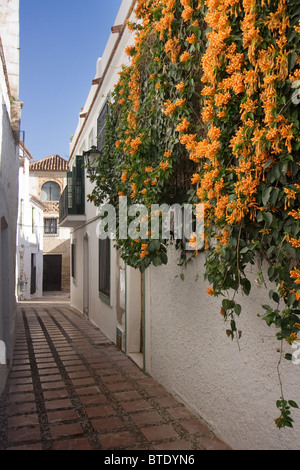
left=0, top=0, right=19, bottom=99
left=16, top=153, right=44, bottom=300
left=68, top=0, right=136, bottom=343
left=63, top=0, right=300, bottom=449
left=0, top=0, right=20, bottom=394
left=147, top=244, right=300, bottom=450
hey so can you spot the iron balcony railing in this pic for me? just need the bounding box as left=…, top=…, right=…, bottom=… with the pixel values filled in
left=59, top=156, right=85, bottom=223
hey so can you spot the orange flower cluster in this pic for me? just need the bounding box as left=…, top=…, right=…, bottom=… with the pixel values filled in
left=289, top=209, right=300, bottom=220
left=129, top=136, right=142, bottom=154
left=110, top=1, right=299, bottom=324
left=165, top=36, right=181, bottom=63
left=164, top=98, right=186, bottom=116
left=286, top=235, right=300, bottom=249
left=285, top=332, right=299, bottom=345
left=192, top=0, right=298, bottom=229
left=290, top=268, right=300, bottom=285
left=176, top=117, right=190, bottom=133
left=160, top=161, right=170, bottom=171
left=100, top=0, right=300, bottom=428
left=180, top=51, right=191, bottom=62
left=131, top=182, right=137, bottom=199
left=155, top=0, right=176, bottom=40
left=284, top=188, right=297, bottom=209
left=207, top=286, right=214, bottom=295
left=140, top=243, right=149, bottom=258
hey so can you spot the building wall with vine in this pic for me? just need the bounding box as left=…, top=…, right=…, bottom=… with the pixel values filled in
left=88, top=0, right=300, bottom=449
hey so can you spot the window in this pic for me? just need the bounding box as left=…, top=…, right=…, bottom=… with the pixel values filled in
left=44, top=218, right=58, bottom=235
left=97, top=102, right=109, bottom=152
left=19, top=199, right=24, bottom=225
left=99, top=238, right=110, bottom=300
left=71, top=243, right=76, bottom=279
left=32, top=207, right=36, bottom=233
left=40, top=181, right=61, bottom=202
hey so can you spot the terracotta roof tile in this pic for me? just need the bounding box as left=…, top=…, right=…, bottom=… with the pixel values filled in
left=29, top=154, right=69, bottom=172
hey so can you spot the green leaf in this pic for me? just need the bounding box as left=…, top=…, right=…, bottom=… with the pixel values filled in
left=272, top=291, right=280, bottom=303
left=287, top=292, right=296, bottom=306
left=148, top=239, right=161, bottom=252
left=234, top=304, right=242, bottom=316
left=222, top=299, right=235, bottom=310
left=264, top=159, right=274, bottom=170
left=153, top=256, right=162, bottom=267
left=161, top=251, right=168, bottom=265
left=262, top=212, right=273, bottom=226
left=257, top=211, right=264, bottom=222
left=262, top=187, right=272, bottom=206
left=288, top=400, right=299, bottom=409
left=241, top=278, right=251, bottom=296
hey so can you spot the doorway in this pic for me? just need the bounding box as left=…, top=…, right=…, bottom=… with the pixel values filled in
left=126, top=267, right=144, bottom=370
left=1, top=217, right=9, bottom=361
left=30, top=253, right=36, bottom=295
left=83, top=235, right=89, bottom=317
left=43, top=254, right=62, bottom=291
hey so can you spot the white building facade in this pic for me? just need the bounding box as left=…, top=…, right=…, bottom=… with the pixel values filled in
left=0, top=0, right=22, bottom=394
left=60, top=0, right=300, bottom=450
left=60, top=0, right=138, bottom=355
left=16, top=143, right=44, bottom=300
left=29, top=155, right=70, bottom=294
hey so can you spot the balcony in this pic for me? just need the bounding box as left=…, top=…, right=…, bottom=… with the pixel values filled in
left=59, top=156, right=86, bottom=228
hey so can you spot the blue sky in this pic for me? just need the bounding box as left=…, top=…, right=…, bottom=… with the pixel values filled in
left=19, top=0, right=123, bottom=161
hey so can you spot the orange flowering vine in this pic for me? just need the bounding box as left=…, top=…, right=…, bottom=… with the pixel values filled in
left=86, top=0, right=300, bottom=429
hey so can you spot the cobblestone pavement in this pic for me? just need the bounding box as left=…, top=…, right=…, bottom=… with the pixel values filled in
left=0, top=300, right=230, bottom=451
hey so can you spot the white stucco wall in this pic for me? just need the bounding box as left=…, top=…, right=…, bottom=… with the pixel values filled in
left=70, top=222, right=118, bottom=343
left=69, top=0, right=135, bottom=161
left=62, top=0, right=300, bottom=449
left=67, top=0, right=136, bottom=344
left=0, top=0, right=19, bottom=99
left=147, top=244, right=300, bottom=450
left=16, top=152, right=44, bottom=300
left=0, top=106, right=18, bottom=392
left=0, top=0, right=20, bottom=394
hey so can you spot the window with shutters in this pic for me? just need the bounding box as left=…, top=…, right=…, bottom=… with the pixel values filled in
left=99, top=237, right=110, bottom=302
left=59, top=155, right=85, bottom=223
left=71, top=242, right=76, bottom=279
left=97, top=102, right=109, bottom=152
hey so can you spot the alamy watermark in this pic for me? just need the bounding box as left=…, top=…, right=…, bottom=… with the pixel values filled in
left=292, top=80, right=300, bottom=105
left=292, top=340, right=300, bottom=366
left=96, top=196, right=204, bottom=251
left=288, top=81, right=300, bottom=366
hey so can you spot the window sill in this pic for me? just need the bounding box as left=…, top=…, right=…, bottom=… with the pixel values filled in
left=99, top=292, right=111, bottom=306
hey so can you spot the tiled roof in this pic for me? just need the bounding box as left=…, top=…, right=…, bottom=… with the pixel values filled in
left=29, top=154, right=69, bottom=172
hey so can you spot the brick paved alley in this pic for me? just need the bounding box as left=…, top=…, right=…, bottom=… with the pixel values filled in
left=0, top=298, right=230, bottom=451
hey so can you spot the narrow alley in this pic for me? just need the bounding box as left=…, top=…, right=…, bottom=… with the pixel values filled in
left=0, top=297, right=230, bottom=451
